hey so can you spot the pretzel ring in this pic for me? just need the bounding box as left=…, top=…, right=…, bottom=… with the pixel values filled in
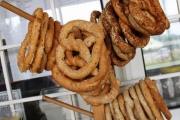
left=123, top=89, right=136, bottom=120
left=44, top=17, right=54, bottom=54
left=117, top=94, right=130, bottom=120
left=80, top=66, right=120, bottom=105
left=52, top=44, right=108, bottom=93
left=105, top=104, right=113, bottom=120
left=17, top=21, right=33, bottom=72
left=111, top=0, right=131, bottom=26
left=129, top=0, right=169, bottom=35
left=129, top=86, right=148, bottom=120
left=45, top=21, right=61, bottom=71
left=139, top=80, right=164, bottom=120
left=104, top=34, right=130, bottom=67
left=112, top=98, right=125, bottom=120
left=134, top=83, right=155, bottom=120
left=57, top=20, right=104, bottom=79
left=30, top=12, right=49, bottom=74
left=119, top=19, right=150, bottom=48
left=144, top=78, right=172, bottom=120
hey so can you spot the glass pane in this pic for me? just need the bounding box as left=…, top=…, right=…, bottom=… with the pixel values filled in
left=142, top=21, right=180, bottom=76
left=54, top=0, right=102, bottom=24
left=0, top=90, right=25, bottom=120
left=0, top=0, right=52, bottom=45
left=156, top=76, right=180, bottom=109
left=159, top=0, right=179, bottom=16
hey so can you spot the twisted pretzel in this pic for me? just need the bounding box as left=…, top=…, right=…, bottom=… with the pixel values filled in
left=56, top=20, right=104, bottom=79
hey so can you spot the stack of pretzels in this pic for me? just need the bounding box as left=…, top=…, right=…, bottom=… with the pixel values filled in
left=104, top=78, right=172, bottom=120
left=17, top=8, right=61, bottom=74
left=90, top=0, right=170, bottom=67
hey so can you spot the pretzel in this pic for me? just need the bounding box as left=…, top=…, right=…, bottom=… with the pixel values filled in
left=104, top=2, right=135, bottom=53
left=22, top=18, right=42, bottom=72
left=144, top=77, right=172, bottom=120
left=17, top=21, right=33, bottom=72
left=30, top=12, right=49, bottom=74
left=134, top=83, right=155, bottom=120
left=123, top=89, right=136, bottom=120
left=111, top=0, right=131, bottom=26
left=56, top=20, right=104, bottom=79
left=119, top=19, right=150, bottom=48
left=46, top=21, right=61, bottom=71
left=129, top=0, right=169, bottom=35
left=117, top=94, right=130, bottom=120
left=139, top=80, right=164, bottom=120
left=105, top=104, right=113, bottom=120
left=37, top=53, right=47, bottom=73
left=52, top=44, right=108, bottom=93
left=44, top=17, right=54, bottom=54
left=129, top=86, right=148, bottom=120
left=80, top=66, right=120, bottom=105
left=112, top=98, right=125, bottom=120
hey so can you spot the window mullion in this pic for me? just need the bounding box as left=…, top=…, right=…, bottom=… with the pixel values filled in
left=0, top=33, right=15, bottom=113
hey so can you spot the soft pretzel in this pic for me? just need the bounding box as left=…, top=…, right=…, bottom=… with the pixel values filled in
left=56, top=20, right=104, bottom=79
left=53, top=44, right=108, bottom=93
left=80, top=66, right=120, bottom=105
left=45, top=21, right=61, bottom=71
left=134, top=83, right=155, bottom=120
left=112, top=98, right=125, bottom=120
left=111, top=0, right=131, bottom=26
left=105, top=104, right=113, bottom=120
left=119, top=19, right=150, bottom=48
left=139, top=80, right=164, bottom=120
left=30, top=12, right=49, bottom=74
left=129, top=0, right=169, bottom=35
left=123, top=89, right=136, bottom=120
left=144, top=77, right=172, bottom=120
left=129, top=86, right=148, bottom=120
left=17, top=21, right=33, bottom=72
left=44, top=17, right=54, bottom=54
left=117, top=94, right=130, bottom=120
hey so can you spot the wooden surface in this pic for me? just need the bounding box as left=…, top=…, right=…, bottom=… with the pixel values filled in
left=92, top=104, right=106, bottom=120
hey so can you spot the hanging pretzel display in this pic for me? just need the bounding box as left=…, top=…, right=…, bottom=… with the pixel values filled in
left=0, top=0, right=172, bottom=119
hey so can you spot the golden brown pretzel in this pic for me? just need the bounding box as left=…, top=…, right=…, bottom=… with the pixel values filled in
left=117, top=94, right=130, bottom=120
left=80, top=65, right=120, bottom=105
left=134, top=83, right=155, bottom=120
left=44, top=17, right=54, bottom=54
left=105, top=104, right=113, bottom=120
left=129, top=0, right=169, bottom=35
left=104, top=33, right=130, bottom=67
left=46, top=21, right=61, bottom=71
left=22, top=18, right=42, bottom=72
left=111, top=0, right=132, bottom=26
left=103, top=1, right=136, bottom=53
left=112, top=98, right=125, bottom=120
left=30, top=12, right=49, bottom=74
left=119, top=19, right=150, bottom=48
left=139, top=80, right=164, bottom=120
left=129, top=86, right=148, bottom=120
left=52, top=44, right=108, bottom=93
left=123, top=89, right=136, bottom=120
left=56, top=20, right=104, bottom=79
left=144, top=77, right=172, bottom=120
left=18, top=8, right=43, bottom=72
left=17, top=21, right=33, bottom=72
left=37, top=53, right=47, bottom=73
